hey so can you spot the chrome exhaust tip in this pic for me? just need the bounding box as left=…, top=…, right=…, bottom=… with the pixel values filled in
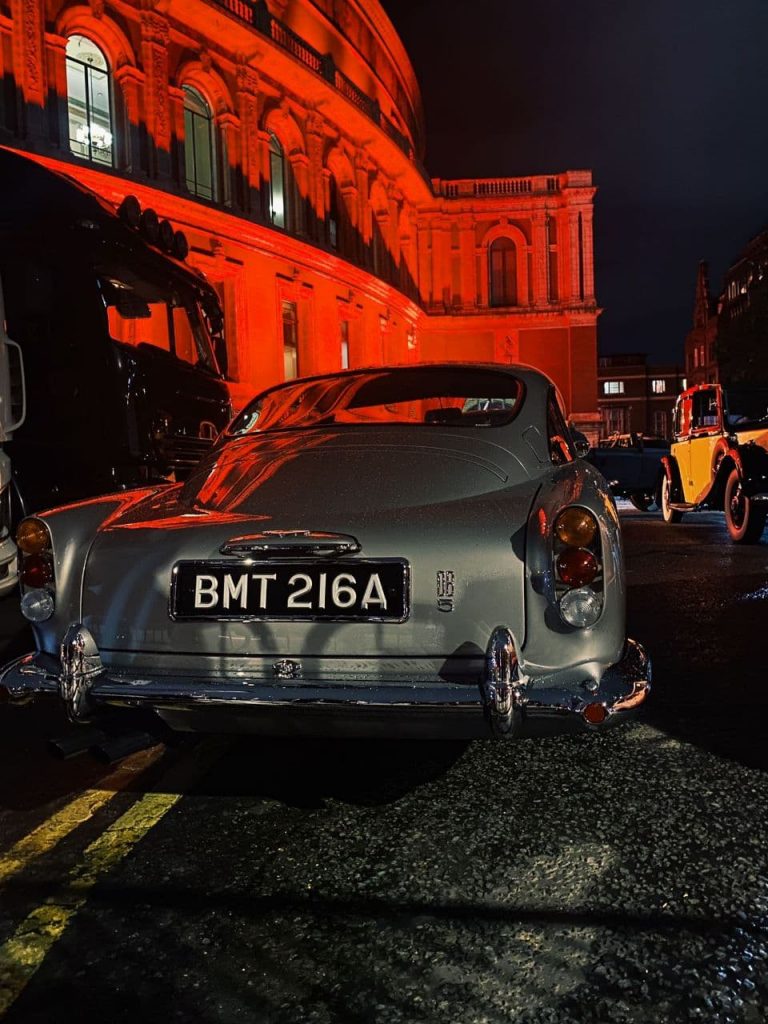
left=48, top=726, right=109, bottom=760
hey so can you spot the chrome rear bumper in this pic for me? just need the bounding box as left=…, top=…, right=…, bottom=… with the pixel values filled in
left=0, top=627, right=651, bottom=739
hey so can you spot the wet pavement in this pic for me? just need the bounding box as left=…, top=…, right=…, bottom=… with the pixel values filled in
left=1, top=507, right=768, bottom=1022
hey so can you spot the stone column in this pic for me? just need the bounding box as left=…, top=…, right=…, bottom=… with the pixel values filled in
left=354, top=156, right=371, bottom=262
left=11, top=0, right=47, bottom=140
left=236, top=64, right=262, bottom=216
left=532, top=209, right=549, bottom=307
left=432, top=217, right=449, bottom=309
left=568, top=208, right=582, bottom=302
left=305, top=110, right=327, bottom=228
left=386, top=184, right=401, bottom=255
left=580, top=207, right=595, bottom=302
left=458, top=216, right=477, bottom=309
left=115, top=65, right=146, bottom=175
left=416, top=219, right=432, bottom=307
left=139, top=11, right=171, bottom=180
left=44, top=33, right=68, bottom=151
left=217, top=111, right=240, bottom=208
left=290, top=152, right=309, bottom=235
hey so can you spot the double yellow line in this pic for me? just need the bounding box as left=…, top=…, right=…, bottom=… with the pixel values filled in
left=0, top=739, right=226, bottom=1016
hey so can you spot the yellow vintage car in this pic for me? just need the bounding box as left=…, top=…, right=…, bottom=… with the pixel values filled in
left=661, top=383, right=768, bottom=542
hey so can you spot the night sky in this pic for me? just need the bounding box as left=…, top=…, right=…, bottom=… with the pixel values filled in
left=383, top=0, right=768, bottom=365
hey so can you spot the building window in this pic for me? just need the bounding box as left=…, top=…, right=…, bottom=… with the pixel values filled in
left=340, top=319, right=349, bottom=369
left=282, top=300, right=298, bottom=380
left=269, top=132, right=286, bottom=228
left=489, top=237, right=517, bottom=306
left=605, top=407, right=627, bottom=434
left=66, top=36, right=113, bottom=166
left=653, top=411, right=668, bottom=437
left=651, top=379, right=666, bottom=394
left=184, top=86, right=215, bottom=201
left=603, top=381, right=625, bottom=395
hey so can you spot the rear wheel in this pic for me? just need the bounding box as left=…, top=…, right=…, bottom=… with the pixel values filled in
left=724, top=467, right=766, bottom=543
left=629, top=491, right=658, bottom=512
left=660, top=475, right=683, bottom=523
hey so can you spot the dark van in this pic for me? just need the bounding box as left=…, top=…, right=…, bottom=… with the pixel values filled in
left=0, top=147, right=232, bottom=518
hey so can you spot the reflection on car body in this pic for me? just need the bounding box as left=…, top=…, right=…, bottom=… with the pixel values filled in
left=1, top=364, right=650, bottom=742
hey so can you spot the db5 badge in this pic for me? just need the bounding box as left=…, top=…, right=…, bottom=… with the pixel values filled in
left=436, top=570, right=455, bottom=612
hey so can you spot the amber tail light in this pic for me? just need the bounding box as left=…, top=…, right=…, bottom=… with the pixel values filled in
left=17, top=517, right=55, bottom=621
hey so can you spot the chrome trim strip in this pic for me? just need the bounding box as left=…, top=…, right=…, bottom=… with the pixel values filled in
left=220, top=530, right=361, bottom=556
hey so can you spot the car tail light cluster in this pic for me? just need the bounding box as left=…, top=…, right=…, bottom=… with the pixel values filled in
left=17, top=517, right=55, bottom=622
left=553, top=507, right=603, bottom=627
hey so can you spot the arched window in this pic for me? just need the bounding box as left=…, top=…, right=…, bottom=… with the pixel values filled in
left=183, top=86, right=215, bottom=200
left=489, top=237, right=518, bottom=307
left=66, top=35, right=113, bottom=166
left=268, top=133, right=286, bottom=228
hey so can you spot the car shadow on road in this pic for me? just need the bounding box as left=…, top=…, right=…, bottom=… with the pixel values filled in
left=193, top=736, right=473, bottom=807
left=627, top=576, right=768, bottom=771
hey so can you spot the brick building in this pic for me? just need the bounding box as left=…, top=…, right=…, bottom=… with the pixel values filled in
left=684, top=260, right=719, bottom=386
left=0, top=0, right=599, bottom=428
left=598, top=354, right=686, bottom=440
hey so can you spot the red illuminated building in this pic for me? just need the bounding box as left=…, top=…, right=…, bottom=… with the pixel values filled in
left=0, top=0, right=599, bottom=429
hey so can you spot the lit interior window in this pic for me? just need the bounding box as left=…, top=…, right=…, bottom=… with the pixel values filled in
left=66, top=35, right=113, bottom=166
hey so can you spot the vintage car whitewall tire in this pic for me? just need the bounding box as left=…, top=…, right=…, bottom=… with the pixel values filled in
left=660, top=474, right=683, bottom=524
left=724, top=467, right=767, bottom=543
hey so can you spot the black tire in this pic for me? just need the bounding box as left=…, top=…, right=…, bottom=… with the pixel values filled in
left=724, top=467, right=766, bottom=543
left=628, top=491, right=655, bottom=512
left=660, top=474, right=683, bottom=523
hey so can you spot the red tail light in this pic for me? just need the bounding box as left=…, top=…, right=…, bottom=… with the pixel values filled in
left=556, top=547, right=598, bottom=586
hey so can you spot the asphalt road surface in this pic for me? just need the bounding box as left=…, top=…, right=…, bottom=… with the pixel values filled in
left=1, top=506, right=768, bottom=1023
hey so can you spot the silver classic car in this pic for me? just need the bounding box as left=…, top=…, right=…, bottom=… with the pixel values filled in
left=1, top=364, right=650, bottom=740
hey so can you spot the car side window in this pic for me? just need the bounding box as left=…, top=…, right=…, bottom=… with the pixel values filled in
left=690, top=389, right=720, bottom=433
left=547, top=390, right=574, bottom=465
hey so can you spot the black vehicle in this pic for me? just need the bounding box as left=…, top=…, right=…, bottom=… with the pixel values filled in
left=587, top=433, right=669, bottom=511
left=0, top=147, right=232, bottom=518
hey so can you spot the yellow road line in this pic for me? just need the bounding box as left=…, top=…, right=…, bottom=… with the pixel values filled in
left=0, top=738, right=227, bottom=1016
left=0, top=745, right=164, bottom=886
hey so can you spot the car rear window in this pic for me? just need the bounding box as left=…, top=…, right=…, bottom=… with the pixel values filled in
left=228, top=367, right=524, bottom=435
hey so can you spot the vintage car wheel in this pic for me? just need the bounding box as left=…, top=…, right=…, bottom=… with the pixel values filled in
left=660, top=475, right=683, bottom=523
left=724, top=467, right=767, bottom=543
left=628, top=491, right=657, bottom=512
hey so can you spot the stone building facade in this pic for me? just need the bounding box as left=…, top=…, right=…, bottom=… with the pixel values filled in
left=0, top=0, right=600, bottom=426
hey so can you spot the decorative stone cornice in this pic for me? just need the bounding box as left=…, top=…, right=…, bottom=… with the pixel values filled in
left=140, top=12, right=169, bottom=46
left=236, top=64, right=260, bottom=96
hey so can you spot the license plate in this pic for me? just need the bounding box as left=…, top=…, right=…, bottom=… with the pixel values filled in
left=171, top=559, right=409, bottom=622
